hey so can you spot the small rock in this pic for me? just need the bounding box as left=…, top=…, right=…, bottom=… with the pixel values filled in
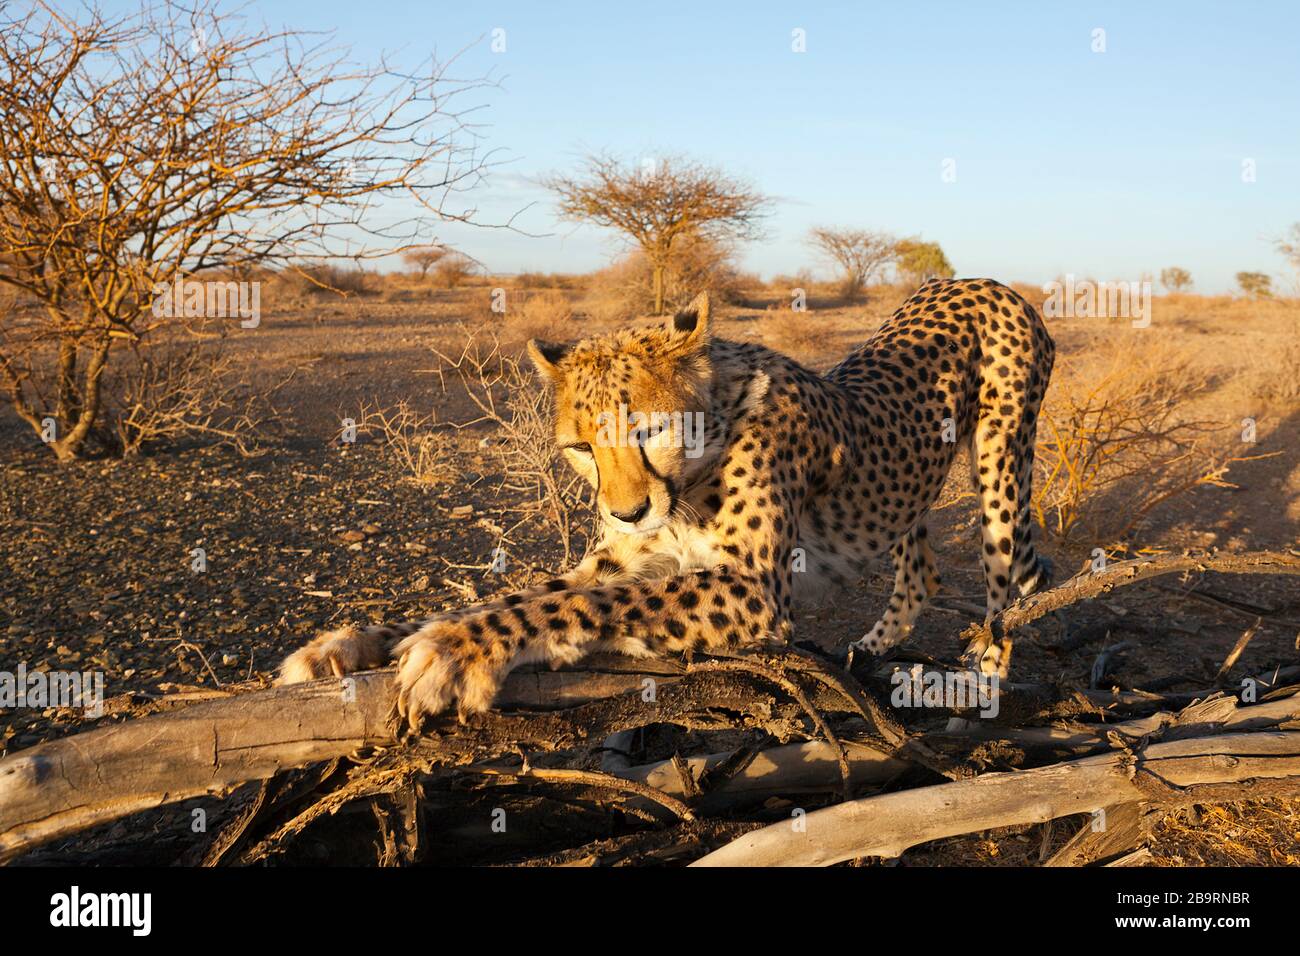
left=339, top=529, right=366, bottom=543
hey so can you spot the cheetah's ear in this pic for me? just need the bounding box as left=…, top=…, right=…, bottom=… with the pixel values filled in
left=666, top=291, right=711, bottom=353
left=527, top=338, right=573, bottom=383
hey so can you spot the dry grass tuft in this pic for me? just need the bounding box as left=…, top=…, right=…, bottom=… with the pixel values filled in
left=1240, top=316, right=1300, bottom=404
left=760, top=307, right=825, bottom=359
left=353, top=400, right=458, bottom=487
left=501, top=289, right=580, bottom=344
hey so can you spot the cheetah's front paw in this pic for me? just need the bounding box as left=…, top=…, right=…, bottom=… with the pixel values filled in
left=961, top=633, right=1012, bottom=679
left=277, top=626, right=388, bottom=684
left=393, top=621, right=507, bottom=725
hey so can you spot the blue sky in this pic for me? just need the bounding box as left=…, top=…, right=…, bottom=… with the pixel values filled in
left=152, top=2, right=1300, bottom=290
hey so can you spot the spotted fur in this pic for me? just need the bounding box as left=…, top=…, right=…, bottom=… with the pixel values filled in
left=279, top=278, right=1055, bottom=721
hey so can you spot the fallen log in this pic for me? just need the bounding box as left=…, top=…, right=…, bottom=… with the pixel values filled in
left=0, top=656, right=677, bottom=862
left=690, top=730, right=1300, bottom=866
left=939, top=688, right=1300, bottom=752
left=0, top=652, right=856, bottom=862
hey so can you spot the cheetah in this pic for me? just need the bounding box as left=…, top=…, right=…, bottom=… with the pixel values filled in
left=279, top=278, right=1056, bottom=723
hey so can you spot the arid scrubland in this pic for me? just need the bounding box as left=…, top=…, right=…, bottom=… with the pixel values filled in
left=5, top=270, right=1299, bottom=866
left=2, top=0, right=1299, bottom=873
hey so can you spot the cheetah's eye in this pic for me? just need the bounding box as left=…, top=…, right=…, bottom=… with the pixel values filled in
left=631, top=419, right=668, bottom=446
left=564, top=442, right=592, bottom=455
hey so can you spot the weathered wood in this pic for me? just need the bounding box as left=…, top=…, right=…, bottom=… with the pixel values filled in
left=614, top=690, right=1300, bottom=809
left=1043, top=802, right=1153, bottom=867
left=690, top=731, right=1300, bottom=866
left=2, top=650, right=880, bottom=861
left=964, top=550, right=1300, bottom=647
left=5, top=541, right=1297, bottom=867
left=0, top=655, right=686, bottom=862
left=617, top=740, right=909, bottom=809
left=940, top=689, right=1300, bottom=753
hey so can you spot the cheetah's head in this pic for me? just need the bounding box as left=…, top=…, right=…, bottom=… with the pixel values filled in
left=528, top=292, right=718, bottom=534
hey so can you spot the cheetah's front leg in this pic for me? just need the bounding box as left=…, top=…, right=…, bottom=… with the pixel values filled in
left=277, top=537, right=660, bottom=687
left=393, top=566, right=779, bottom=724
left=850, top=525, right=941, bottom=657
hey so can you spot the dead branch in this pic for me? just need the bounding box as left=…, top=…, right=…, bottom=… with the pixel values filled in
left=966, top=550, right=1300, bottom=646
left=691, top=730, right=1300, bottom=867
left=617, top=740, right=908, bottom=810
left=616, top=688, right=1300, bottom=812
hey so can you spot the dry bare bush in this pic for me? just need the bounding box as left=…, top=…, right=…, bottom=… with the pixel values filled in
left=0, top=0, right=493, bottom=460
left=402, top=246, right=449, bottom=281
left=1160, top=267, right=1194, bottom=293
left=1032, top=341, right=1262, bottom=544
left=433, top=254, right=476, bottom=289
left=433, top=334, right=593, bottom=566
left=515, top=271, right=582, bottom=290
left=764, top=270, right=818, bottom=303
left=761, top=307, right=825, bottom=359
left=352, top=401, right=457, bottom=487
left=289, top=265, right=373, bottom=297
left=1241, top=316, right=1300, bottom=405
left=106, top=336, right=285, bottom=456
left=501, top=290, right=577, bottom=343
left=581, top=235, right=744, bottom=321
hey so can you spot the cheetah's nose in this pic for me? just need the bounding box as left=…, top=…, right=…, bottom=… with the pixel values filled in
left=610, top=499, right=650, bottom=525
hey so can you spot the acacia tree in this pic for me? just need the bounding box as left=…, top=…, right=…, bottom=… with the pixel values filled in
left=0, top=0, right=492, bottom=460
left=807, top=227, right=896, bottom=299
left=403, top=245, right=450, bottom=280
left=1160, top=267, right=1193, bottom=293
left=541, top=154, right=769, bottom=314
left=894, top=239, right=955, bottom=288
left=1236, top=271, right=1273, bottom=298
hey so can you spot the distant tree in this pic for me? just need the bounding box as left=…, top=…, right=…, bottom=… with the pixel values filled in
left=541, top=154, right=769, bottom=313
left=433, top=252, right=475, bottom=289
left=403, top=245, right=449, bottom=280
left=1275, top=223, right=1300, bottom=293
left=1159, top=267, right=1193, bottom=293
left=807, top=227, right=897, bottom=299
left=894, top=239, right=955, bottom=288
left=1236, top=271, right=1273, bottom=298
